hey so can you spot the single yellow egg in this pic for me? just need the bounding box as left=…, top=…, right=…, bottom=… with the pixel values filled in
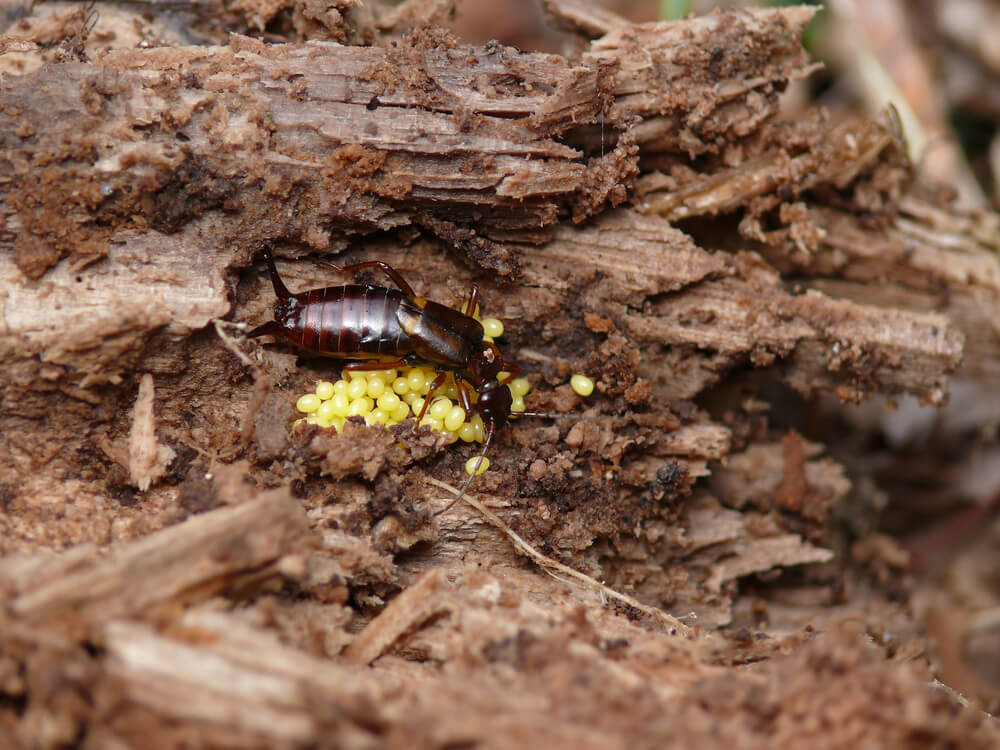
left=410, top=397, right=426, bottom=418
left=347, top=377, right=368, bottom=401
left=508, top=378, right=531, bottom=397
left=366, top=376, right=386, bottom=399
left=570, top=373, right=595, bottom=397
left=296, top=394, right=322, bottom=413
left=315, top=381, right=335, bottom=400
left=443, top=405, right=467, bottom=432
left=407, top=369, right=426, bottom=393
left=367, top=408, right=389, bottom=426
left=392, top=377, right=410, bottom=395
left=465, top=456, right=490, bottom=475
left=391, top=402, right=411, bottom=423
left=348, top=397, right=373, bottom=417
left=329, top=393, right=351, bottom=417
left=429, top=397, right=452, bottom=420
left=316, top=400, right=338, bottom=422
left=418, top=415, right=442, bottom=432
left=376, top=392, right=401, bottom=412
left=481, top=317, right=504, bottom=338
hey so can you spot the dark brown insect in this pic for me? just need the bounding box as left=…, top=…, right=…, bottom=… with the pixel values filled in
left=248, top=249, right=548, bottom=508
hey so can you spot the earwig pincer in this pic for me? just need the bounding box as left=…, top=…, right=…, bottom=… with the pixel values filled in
left=248, top=249, right=551, bottom=509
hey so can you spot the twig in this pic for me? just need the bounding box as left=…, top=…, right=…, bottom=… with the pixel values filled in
left=213, top=319, right=256, bottom=369
left=426, top=477, right=693, bottom=636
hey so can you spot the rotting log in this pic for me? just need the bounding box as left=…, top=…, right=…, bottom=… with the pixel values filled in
left=0, top=7, right=818, bottom=279
left=1, top=2, right=999, bottom=747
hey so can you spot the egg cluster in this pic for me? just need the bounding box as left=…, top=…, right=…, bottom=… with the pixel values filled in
left=293, top=316, right=532, bottom=447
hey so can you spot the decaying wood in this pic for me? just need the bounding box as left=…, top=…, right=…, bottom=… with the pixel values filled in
left=2, top=1, right=1000, bottom=747
left=128, top=373, right=177, bottom=491
left=0, top=478, right=312, bottom=638
left=0, top=6, right=817, bottom=279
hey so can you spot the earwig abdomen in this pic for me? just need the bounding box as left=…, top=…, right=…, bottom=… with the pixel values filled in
left=266, top=283, right=482, bottom=369
left=286, top=285, right=406, bottom=357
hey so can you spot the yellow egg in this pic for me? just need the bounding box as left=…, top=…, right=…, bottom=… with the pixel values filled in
left=347, top=377, right=368, bottom=400
left=465, top=456, right=490, bottom=475
left=365, top=376, right=384, bottom=399
left=429, top=397, right=452, bottom=420
left=418, top=415, right=442, bottom=432
left=392, top=377, right=410, bottom=395
left=481, top=318, right=504, bottom=338
left=391, top=402, right=411, bottom=422
left=315, top=381, right=335, bottom=400
left=508, top=378, right=531, bottom=397
left=406, top=369, right=426, bottom=393
left=471, top=413, right=485, bottom=443
left=316, top=400, right=338, bottom=422
left=377, top=392, right=401, bottom=412
left=570, top=373, right=595, bottom=397
left=511, top=396, right=526, bottom=414
left=458, top=422, right=478, bottom=442
left=296, top=394, right=321, bottom=413
left=348, top=397, right=373, bottom=417
left=408, top=396, right=425, bottom=417
left=443, top=405, right=467, bottom=432
left=333, top=379, right=350, bottom=396
left=329, top=393, right=351, bottom=417
left=366, top=408, right=389, bottom=426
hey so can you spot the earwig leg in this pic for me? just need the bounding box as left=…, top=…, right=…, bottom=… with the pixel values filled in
left=416, top=370, right=449, bottom=423
left=500, top=360, right=521, bottom=379
left=342, top=357, right=413, bottom=372
left=455, top=378, right=475, bottom=414
left=462, top=284, right=480, bottom=317
left=247, top=320, right=285, bottom=339
left=321, top=259, right=417, bottom=296
left=261, top=248, right=292, bottom=301
left=434, top=420, right=495, bottom=517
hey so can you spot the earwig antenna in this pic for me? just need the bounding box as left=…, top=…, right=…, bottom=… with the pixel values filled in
left=510, top=411, right=569, bottom=420
left=434, top=425, right=494, bottom=517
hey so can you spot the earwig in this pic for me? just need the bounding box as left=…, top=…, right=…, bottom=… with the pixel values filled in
left=248, top=249, right=555, bottom=511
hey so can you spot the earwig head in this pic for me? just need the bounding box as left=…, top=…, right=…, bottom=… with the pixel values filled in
left=468, top=342, right=503, bottom=385
left=476, top=379, right=512, bottom=430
